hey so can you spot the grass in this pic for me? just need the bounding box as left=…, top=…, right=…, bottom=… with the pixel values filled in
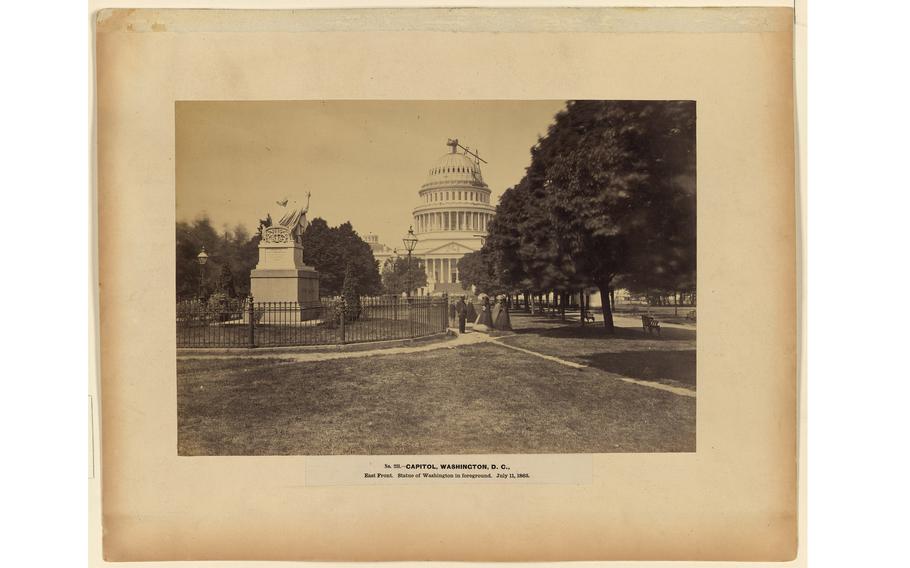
left=178, top=338, right=695, bottom=456
left=500, top=313, right=697, bottom=391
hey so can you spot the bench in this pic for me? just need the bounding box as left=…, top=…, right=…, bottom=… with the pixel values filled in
left=641, top=315, right=661, bottom=336
left=582, top=311, right=596, bottom=323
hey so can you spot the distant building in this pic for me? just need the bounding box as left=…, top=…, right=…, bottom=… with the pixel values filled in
left=363, top=233, right=396, bottom=267
left=410, top=139, right=497, bottom=296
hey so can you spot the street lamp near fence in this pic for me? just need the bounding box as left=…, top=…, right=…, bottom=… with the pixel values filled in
left=402, top=226, right=418, bottom=298
left=196, top=245, right=209, bottom=298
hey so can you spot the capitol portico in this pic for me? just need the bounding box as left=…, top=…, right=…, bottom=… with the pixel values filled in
left=409, top=139, right=496, bottom=295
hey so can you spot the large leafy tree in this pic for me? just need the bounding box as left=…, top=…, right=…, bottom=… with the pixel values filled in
left=456, top=251, right=491, bottom=293
left=302, top=218, right=382, bottom=297
left=541, top=100, right=695, bottom=330
left=176, top=216, right=259, bottom=300
left=483, top=100, right=696, bottom=331
left=381, top=256, right=428, bottom=296
left=484, top=181, right=536, bottom=293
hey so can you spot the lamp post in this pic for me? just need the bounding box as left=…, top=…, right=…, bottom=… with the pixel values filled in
left=402, top=226, right=418, bottom=298
left=196, top=245, right=209, bottom=298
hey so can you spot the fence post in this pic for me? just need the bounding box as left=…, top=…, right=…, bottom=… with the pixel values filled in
left=339, top=299, right=347, bottom=345
left=247, top=295, right=255, bottom=348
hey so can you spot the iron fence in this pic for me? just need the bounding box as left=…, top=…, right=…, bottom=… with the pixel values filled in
left=177, top=295, right=449, bottom=348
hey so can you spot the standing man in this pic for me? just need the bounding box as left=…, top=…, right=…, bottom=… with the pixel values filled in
left=455, top=296, right=468, bottom=334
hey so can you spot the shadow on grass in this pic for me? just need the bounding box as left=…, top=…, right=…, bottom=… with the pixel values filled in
left=580, top=350, right=696, bottom=386
left=511, top=317, right=696, bottom=342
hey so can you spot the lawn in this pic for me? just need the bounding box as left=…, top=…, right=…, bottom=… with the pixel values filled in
left=500, top=313, right=697, bottom=391
left=178, top=338, right=695, bottom=455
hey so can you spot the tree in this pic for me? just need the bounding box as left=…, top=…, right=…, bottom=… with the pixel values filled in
left=540, top=101, right=696, bottom=330
left=176, top=216, right=222, bottom=300
left=334, top=221, right=382, bottom=297
left=176, top=216, right=260, bottom=300
left=381, top=256, right=428, bottom=296
left=456, top=251, right=488, bottom=293
left=302, top=218, right=382, bottom=297
left=216, top=264, right=237, bottom=298
left=482, top=100, right=696, bottom=332
left=341, top=262, right=362, bottom=321
left=222, top=223, right=259, bottom=297
left=457, top=249, right=508, bottom=296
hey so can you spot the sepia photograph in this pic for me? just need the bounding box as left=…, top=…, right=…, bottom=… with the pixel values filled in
left=95, top=6, right=799, bottom=562
left=175, top=100, right=697, bottom=456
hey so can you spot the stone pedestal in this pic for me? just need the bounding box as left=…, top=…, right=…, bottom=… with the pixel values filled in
left=250, top=226, right=320, bottom=322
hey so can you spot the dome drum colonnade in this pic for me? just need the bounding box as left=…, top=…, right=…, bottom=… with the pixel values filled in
left=411, top=141, right=497, bottom=294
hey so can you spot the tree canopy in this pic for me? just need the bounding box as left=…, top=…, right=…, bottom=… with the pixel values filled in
left=301, top=218, right=382, bottom=297
left=458, top=250, right=508, bottom=296
left=176, top=217, right=258, bottom=300
left=381, top=256, right=428, bottom=296
left=480, top=100, right=696, bottom=330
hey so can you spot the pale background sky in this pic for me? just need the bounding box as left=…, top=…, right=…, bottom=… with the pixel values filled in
left=176, top=100, right=566, bottom=246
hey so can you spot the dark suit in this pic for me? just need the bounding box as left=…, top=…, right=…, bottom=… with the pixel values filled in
left=455, top=299, right=467, bottom=333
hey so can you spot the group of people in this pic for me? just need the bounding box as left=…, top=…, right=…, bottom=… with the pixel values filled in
left=451, top=293, right=512, bottom=333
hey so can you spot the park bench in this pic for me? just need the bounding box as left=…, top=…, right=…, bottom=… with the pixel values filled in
left=582, top=311, right=596, bottom=323
left=641, top=315, right=661, bottom=336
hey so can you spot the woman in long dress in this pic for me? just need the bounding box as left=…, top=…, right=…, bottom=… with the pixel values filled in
left=490, top=296, right=502, bottom=328
left=474, top=294, right=494, bottom=332
left=493, top=294, right=512, bottom=331
left=466, top=300, right=477, bottom=323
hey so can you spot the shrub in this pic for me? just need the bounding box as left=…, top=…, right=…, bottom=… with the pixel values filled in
left=341, top=264, right=362, bottom=322
left=206, top=292, right=244, bottom=322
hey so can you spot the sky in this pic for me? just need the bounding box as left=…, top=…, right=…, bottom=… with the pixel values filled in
left=176, top=100, right=566, bottom=246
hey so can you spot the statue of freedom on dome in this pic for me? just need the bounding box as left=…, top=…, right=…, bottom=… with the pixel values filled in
left=267, top=191, right=311, bottom=244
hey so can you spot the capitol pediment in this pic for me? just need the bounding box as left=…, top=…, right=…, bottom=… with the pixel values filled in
left=420, top=241, right=479, bottom=256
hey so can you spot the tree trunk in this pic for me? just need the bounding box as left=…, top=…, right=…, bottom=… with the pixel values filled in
left=560, top=291, right=566, bottom=320
left=609, top=288, right=615, bottom=312
left=597, top=282, right=615, bottom=333
left=579, top=291, right=586, bottom=327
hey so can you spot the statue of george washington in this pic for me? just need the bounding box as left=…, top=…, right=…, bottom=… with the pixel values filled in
left=263, top=191, right=311, bottom=244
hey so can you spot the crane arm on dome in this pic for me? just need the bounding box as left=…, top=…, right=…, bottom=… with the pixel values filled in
left=458, top=142, right=487, bottom=164
left=445, top=138, right=488, bottom=164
